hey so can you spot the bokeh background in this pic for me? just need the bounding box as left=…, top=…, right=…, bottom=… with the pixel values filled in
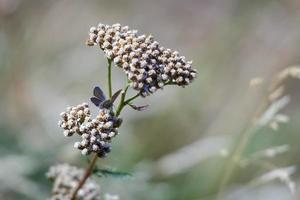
left=1, top=0, right=300, bottom=199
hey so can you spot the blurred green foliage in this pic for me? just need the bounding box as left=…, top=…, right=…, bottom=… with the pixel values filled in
left=1, top=0, right=300, bottom=200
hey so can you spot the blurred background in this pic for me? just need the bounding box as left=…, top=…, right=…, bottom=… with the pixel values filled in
left=1, top=0, right=300, bottom=199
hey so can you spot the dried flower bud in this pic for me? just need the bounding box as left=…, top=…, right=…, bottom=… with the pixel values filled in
left=59, top=103, right=122, bottom=158
left=46, top=164, right=101, bottom=200
left=58, top=103, right=91, bottom=137
left=87, top=23, right=197, bottom=97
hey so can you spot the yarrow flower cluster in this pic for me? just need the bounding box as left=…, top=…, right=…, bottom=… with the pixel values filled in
left=52, top=23, right=198, bottom=200
left=58, top=103, right=91, bottom=137
left=58, top=103, right=122, bottom=157
left=87, top=23, right=197, bottom=97
left=46, top=164, right=101, bottom=200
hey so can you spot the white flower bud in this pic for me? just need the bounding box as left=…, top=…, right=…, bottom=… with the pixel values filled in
left=91, top=129, right=97, bottom=134
left=81, top=148, right=89, bottom=155
left=67, top=120, right=74, bottom=127
left=92, top=144, right=99, bottom=151
left=103, top=121, right=113, bottom=129
left=146, top=77, right=152, bottom=83
left=80, top=125, right=86, bottom=132
left=158, top=82, right=164, bottom=88
left=98, top=30, right=105, bottom=36
left=82, top=133, right=89, bottom=139
left=103, top=41, right=111, bottom=48
left=149, top=69, right=156, bottom=76
left=113, top=56, right=121, bottom=64
left=63, top=130, right=71, bottom=137
left=176, top=76, right=183, bottom=83
left=162, top=74, right=169, bottom=80
left=191, top=72, right=197, bottom=78
left=108, top=132, right=115, bottom=138
left=90, top=136, right=96, bottom=143
left=58, top=120, right=63, bottom=126
left=81, top=139, right=89, bottom=146
left=150, top=87, right=157, bottom=93
left=177, top=68, right=183, bottom=73
left=138, top=82, right=144, bottom=89
left=137, top=74, right=144, bottom=81
left=61, top=123, right=67, bottom=128
left=70, top=110, right=76, bottom=116
left=101, top=133, right=108, bottom=139
left=77, top=110, right=83, bottom=116
left=90, top=26, right=97, bottom=33
left=171, top=69, right=176, bottom=75
left=74, top=142, right=81, bottom=149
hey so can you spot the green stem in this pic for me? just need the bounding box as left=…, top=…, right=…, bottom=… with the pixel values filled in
left=124, top=93, right=139, bottom=104
left=116, top=92, right=139, bottom=117
left=108, top=58, right=112, bottom=98
left=116, top=86, right=129, bottom=117
left=216, top=127, right=257, bottom=200
left=165, top=80, right=176, bottom=86
left=71, top=61, right=141, bottom=199
left=71, top=59, right=114, bottom=200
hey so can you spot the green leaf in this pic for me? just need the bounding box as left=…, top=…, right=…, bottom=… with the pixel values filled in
left=111, top=89, right=122, bottom=103
left=128, top=103, right=149, bottom=111
left=93, top=167, right=133, bottom=179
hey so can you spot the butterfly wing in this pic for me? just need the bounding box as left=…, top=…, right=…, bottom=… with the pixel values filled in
left=90, top=97, right=102, bottom=107
left=93, top=86, right=106, bottom=102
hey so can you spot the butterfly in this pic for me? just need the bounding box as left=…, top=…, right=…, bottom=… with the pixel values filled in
left=90, top=86, right=122, bottom=109
left=90, top=86, right=106, bottom=107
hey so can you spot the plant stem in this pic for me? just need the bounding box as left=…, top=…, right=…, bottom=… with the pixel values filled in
left=116, top=93, right=139, bottom=116
left=70, top=60, right=140, bottom=199
left=116, top=86, right=129, bottom=117
left=216, top=127, right=257, bottom=200
left=70, top=58, right=115, bottom=200
left=70, top=154, right=98, bottom=200
left=124, top=93, right=139, bottom=104
left=216, top=95, right=271, bottom=200
left=108, top=58, right=112, bottom=98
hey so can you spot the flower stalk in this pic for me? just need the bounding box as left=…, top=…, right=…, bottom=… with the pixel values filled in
left=116, top=86, right=128, bottom=117
left=70, top=154, right=98, bottom=200
left=107, top=58, right=113, bottom=98
left=116, top=90, right=139, bottom=116
left=71, top=59, right=116, bottom=200
left=216, top=94, right=271, bottom=200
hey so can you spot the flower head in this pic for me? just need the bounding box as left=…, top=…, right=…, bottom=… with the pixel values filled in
left=87, top=23, right=197, bottom=97
left=58, top=103, right=122, bottom=157
left=47, top=164, right=101, bottom=200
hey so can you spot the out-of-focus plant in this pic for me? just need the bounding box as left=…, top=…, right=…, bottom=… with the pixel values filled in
left=217, top=66, right=300, bottom=199
left=47, top=23, right=197, bottom=200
